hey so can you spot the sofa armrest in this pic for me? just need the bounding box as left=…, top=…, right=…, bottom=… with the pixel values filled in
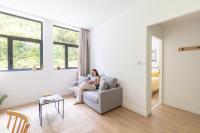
left=73, top=76, right=89, bottom=87
left=98, top=87, right=122, bottom=113
left=73, top=81, right=79, bottom=87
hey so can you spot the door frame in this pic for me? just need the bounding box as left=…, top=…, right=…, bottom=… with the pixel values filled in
left=151, top=36, right=163, bottom=110
left=146, top=28, right=163, bottom=116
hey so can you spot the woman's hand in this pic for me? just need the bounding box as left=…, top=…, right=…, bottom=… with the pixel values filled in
left=88, top=80, right=95, bottom=84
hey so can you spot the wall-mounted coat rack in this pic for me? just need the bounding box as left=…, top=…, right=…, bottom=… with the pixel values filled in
left=178, top=45, right=200, bottom=52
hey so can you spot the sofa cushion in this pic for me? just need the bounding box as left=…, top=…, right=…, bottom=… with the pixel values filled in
left=99, top=79, right=109, bottom=91
left=101, top=76, right=118, bottom=88
left=83, top=90, right=98, bottom=103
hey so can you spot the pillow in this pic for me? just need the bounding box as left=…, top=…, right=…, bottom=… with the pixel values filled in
left=101, top=76, right=118, bottom=88
left=99, top=79, right=109, bottom=91
left=108, top=78, right=118, bottom=88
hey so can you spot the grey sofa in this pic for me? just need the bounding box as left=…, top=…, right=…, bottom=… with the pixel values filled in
left=73, top=75, right=122, bottom=114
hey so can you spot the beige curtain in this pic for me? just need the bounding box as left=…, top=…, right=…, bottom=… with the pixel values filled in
left=78, top=29, right=90, bottom=76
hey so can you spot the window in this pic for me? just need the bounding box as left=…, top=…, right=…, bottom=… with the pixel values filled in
left=53, top=45, right=65, bottom=68
left=0, top=12, right=42, bottom=71
left=0, top=37, right=8, bottom=70
left=68, top=47, right=78, bottom=68
left=53, top=25, right=79, bottom=69
left=13, top=40, right=40, bottom=69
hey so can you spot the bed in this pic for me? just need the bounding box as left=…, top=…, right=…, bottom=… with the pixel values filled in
left=152, top=71, right=160, bottom=95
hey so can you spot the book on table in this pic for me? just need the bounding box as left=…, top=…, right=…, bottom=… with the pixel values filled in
left=40, top=94, right=61, bottom=103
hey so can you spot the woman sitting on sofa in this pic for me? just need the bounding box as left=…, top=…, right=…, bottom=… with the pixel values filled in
left=73, top=69, right=100, bottom=105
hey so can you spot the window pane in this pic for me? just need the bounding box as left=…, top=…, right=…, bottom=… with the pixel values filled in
left=0, top=13, right=41, bottom=39
left=53, top=45, right=65, bottom=69
left=13, top=40, right=40, bottom=69
left=53, top=26, right=79, bottom=44
left=0, top=37, right=8, bottom=70
left=68, top=47, right=78, bottom=68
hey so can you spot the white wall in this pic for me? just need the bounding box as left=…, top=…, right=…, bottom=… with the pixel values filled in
left=91, top=1, right=149, bottom=116
left=0, top=12, right=77, bottom=109
left=148, top=0, right=200, bottom=25
left=163, top=17, right=200, bottom=114
left=91, top=0, right=200, bottom=116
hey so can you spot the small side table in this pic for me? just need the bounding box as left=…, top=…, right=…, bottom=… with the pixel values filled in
left=38, top=94, right=64, bottom=127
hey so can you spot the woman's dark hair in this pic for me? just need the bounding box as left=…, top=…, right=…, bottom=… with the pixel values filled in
left=92, top=69, right=100, bottom=77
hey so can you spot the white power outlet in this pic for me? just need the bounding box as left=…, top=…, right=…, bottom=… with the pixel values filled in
left=137, top=61, right=146, bottom=66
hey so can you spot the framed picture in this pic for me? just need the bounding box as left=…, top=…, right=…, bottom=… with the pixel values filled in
left=152, top=49, right=157, bottom=61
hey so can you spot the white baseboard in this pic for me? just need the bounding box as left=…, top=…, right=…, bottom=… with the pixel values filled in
left=0, top=98, right=36, bottom=110
left=164, top=101, right=200, bottom=115
left=122, top=103, right=149, bottom=117
left=0, top=91, right=72, bottom=110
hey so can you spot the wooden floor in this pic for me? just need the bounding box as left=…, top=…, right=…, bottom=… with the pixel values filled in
left=0, top=96, right=200, bottom=133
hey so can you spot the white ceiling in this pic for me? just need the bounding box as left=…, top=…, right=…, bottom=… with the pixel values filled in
left=0, top=0, right=141, bottom=29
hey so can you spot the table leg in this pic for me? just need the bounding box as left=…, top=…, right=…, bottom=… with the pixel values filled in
left=56, top=100, right=64, bottom=118
left=39, top=103, right=40, bottom=119
left=63, top=99, right=64, bottom=118
left=58, top=101, right=60, bottom=113
left=40, top=104, right=42, bottom=127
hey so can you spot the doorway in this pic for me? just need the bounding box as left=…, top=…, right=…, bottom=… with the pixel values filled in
left=151, top=36, right=162, bottom=109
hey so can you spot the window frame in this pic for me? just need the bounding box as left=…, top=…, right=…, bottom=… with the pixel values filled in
left=0, top=11, right=43, bottom=71
left=53, top=25, right=79, bottom=69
